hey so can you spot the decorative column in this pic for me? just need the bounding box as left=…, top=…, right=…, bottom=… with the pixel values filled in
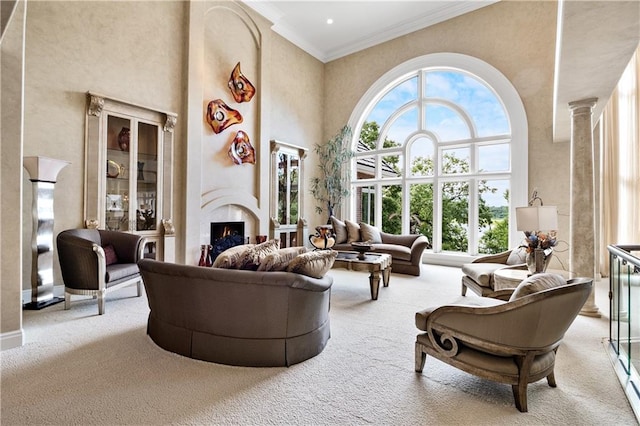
left=23, top=156, right=70, bottom=310
left=568, top=98, right=601, bottom=317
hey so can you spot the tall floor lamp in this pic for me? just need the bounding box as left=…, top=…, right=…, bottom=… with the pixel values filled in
left=23, top=156, right=70, bottom=310
left=515, top=191, right=558, bottom=274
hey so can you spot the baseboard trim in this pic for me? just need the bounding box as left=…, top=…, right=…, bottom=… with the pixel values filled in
left=1, top=329, right=24, bottom=351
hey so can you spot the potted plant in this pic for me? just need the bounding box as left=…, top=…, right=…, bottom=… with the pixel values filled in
left=310, top=125, right=355, bottom=221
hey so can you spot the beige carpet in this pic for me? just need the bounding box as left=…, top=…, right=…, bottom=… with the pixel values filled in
left=1, top=264, right=636, bottom=425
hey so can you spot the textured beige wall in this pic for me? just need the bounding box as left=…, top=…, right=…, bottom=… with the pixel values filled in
left=1, top=0, right=25, bottom=341
left=21, top=1, right=188, bottom=290
left=269, top=34, right=325, bottom=222
left=324, top=0, right=572, bottom=268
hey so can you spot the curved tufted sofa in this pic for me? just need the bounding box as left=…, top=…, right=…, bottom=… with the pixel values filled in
left=138, top=259, right=333, bottom=367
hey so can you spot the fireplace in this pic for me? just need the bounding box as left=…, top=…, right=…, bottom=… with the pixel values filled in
left=210, top=221, right=246, bottom=261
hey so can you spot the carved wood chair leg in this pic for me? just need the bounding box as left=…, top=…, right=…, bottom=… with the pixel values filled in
left=415, top=342, right=427, bottom=372
left=511, top=384, right=528, bottom=412
left=98, top=291, right=106, bottom=315
left=512, top=353, right=535, bottom=412
left=547, top=371, right=557, bottom=387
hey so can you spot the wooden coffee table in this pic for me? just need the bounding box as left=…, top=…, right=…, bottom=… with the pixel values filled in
left=331, top=251, right=392, bottom=300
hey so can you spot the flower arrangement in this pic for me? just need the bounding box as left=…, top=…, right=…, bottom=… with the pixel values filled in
left=521, top=231, right=557, bottom=253
left=520, top=231, right=557, bottom=274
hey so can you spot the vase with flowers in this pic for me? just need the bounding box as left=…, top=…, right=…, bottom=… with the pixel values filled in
left=520, top=231, right=557, bottom=274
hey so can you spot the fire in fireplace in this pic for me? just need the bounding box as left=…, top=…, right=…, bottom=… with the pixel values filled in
left=210, top=221, right=245, bottom=261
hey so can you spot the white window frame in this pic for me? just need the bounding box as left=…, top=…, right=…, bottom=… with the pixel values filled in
left=347, top=53, right=528, bottom=266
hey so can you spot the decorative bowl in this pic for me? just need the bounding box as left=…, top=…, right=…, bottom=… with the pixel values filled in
left=351, top=242, right=374, bottom=260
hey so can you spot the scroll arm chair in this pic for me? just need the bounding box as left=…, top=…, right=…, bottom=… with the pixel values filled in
left=56, top=229, right=144, bottom=315
left=461, top=248, right=528, bottom=300
left=415, top=275, right=592, bottom=412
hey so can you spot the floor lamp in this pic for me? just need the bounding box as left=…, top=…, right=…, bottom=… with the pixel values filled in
left=515, top=191, right=558, bottom=274
left=23, top=156, right=70, bottom=310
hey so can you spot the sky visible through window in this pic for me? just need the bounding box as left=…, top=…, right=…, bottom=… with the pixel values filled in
left=364, top=69, right=511, bottom=207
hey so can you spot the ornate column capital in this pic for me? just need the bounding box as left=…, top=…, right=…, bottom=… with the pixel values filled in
left=162, top=218, right=175, bottom=235
left=88, top=94, right=105, bottom=117
left=568, top=97, right=598, bottom=115
left=164, top=114, right=177, bottom=132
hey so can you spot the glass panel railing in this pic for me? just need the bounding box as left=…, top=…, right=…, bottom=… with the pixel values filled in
left=608, top=244, right=640, bottom=421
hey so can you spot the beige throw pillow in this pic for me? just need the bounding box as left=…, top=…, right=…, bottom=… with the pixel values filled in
left=238, top=239, right=281, bottom=270
left=509, top=273, right=566, bottom=301
left=506, top=247, right=527, bottom=265
left=345, top=219, right=361, bottom=243
left=330, top=216, right=348, bottom=244
left=257, top=246, right=308, bottom=271
left=359, top=222, right=382, bottom=243
left=286, top=250, right=338, bottom=278
left=212, top=244, right=255, bottom=269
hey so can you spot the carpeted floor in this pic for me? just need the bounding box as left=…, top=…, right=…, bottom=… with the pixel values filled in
left=1, top=264, right=636, bottom=425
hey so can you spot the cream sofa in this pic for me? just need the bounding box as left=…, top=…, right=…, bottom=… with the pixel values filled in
left=138, top=258, right=333, bottom=367
left=330, top=217, right=430, bottom=276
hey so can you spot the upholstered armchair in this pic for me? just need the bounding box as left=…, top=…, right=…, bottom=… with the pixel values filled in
left=56, top=229, right=144, bottom=315
left=461, top=248, right=529, bottom=299
left=415, top=274, right=592, bottom=412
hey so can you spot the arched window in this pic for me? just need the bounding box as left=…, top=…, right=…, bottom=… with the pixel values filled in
left=348, top=53, right=527, bottom=264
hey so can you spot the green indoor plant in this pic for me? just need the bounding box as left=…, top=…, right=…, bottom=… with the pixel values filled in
left=310, top=125, right=355, bottom=221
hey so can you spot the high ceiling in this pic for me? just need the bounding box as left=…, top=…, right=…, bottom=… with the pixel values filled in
left=242, top=1, right=640, bottom=142
left=242, top=1, right=497, bottom=63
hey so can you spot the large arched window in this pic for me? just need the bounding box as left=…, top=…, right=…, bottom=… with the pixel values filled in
left=348, top=53, right=527, bottom=264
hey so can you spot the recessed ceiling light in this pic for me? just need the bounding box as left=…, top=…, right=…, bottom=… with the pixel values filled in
left=326, top=18, right=333, bottom=25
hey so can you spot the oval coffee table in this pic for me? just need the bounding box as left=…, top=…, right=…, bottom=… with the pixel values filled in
left=331, top=251, right=392, bottom=300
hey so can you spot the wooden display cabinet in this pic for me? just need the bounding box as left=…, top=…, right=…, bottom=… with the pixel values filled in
left=84, top=92, right=177, bottom=261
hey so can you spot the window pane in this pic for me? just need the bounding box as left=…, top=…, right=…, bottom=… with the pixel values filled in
left=289, top=155, right=299, bottom=224
left=382, top=184, right=402, bottom=234
left=409, top=183, right=433, bottom=243
left=441, top=147, right=470, bottom=175
left=367, top=76, right=418, bottom=126
left=424, top=103, right=470, bottom=141
left=478, top=179, right=510, bottom=254
left=355, top=155, right=376, bottom=180
left=478, top=144, right=510, bottom=172
left=442, top=180, right=469, bottom=252
left=385, top=107, right=418, bottom=146
left=355, top=185, right=376, bottom=224
left=425, top=70, right=509, bottom=137
left=382, top=153, right=403, bottom=178
left=410, top=137, right=435, bottom=177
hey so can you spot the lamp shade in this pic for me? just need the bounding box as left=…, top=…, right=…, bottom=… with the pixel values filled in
left=516, top=206, right=558, bottom=231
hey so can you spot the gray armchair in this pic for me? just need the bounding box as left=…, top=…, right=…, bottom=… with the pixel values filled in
left=461, top=248, right=528, bottom=299
left=415, top=273, right=592, bottom=412
left=56, top=229, right=144, bottom=315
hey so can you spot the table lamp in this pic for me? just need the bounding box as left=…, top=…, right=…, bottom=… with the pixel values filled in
left=515, top=191, right=558, bottom=274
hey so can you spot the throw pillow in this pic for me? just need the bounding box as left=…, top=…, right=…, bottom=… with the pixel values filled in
left=286, top=250, right=338, bottom=279
left=359, top=222, right=382, bottom=243
left=345, top=219, right=361, bottom=243
left=212, top=244, right=255, bottom=269
left=238, top=239, right=281, bottom=270
left=257, top=246, right=308, bottom=272
left=506, top=247, right=527, bottom=265
left=509, top=273, right=566, bottom=301
left=103, top=244, right=118, bottom=266
left=330, top=216, right=348, bottom=244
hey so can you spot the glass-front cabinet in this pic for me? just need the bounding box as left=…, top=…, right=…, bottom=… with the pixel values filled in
left=85, top=93, right=177, bottom=261
left=270, top=140, right=307, bottom=248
